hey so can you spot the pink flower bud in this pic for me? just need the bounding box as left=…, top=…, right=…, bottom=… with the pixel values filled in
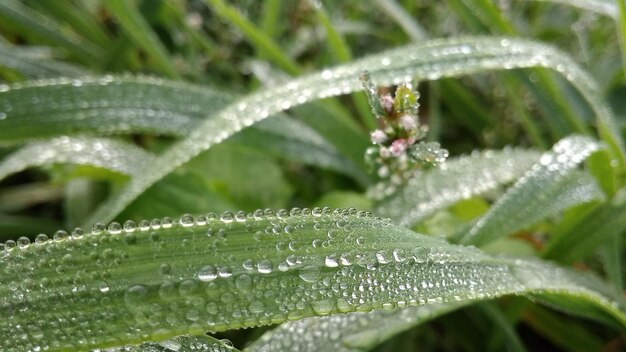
left=380, top=94, right=394, bottom=112
left=390, top=139, right=408, bottom=156
left=400, top=114, right=417, bottom=131
left=370, top=129, right=387, bottom=144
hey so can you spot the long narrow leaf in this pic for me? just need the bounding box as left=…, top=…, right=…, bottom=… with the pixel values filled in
left=0, top=137, right=154, bottom=182
left=108, top=335, right=239, bottom=352
left=0, top=42, right=87, bottom=78
left=1, top=209, right=624, bottom=351
left=461, top=136, right=604, bottom=246
left=79, top=36, right=622, bottom=226
left=374, top=148, right=541, bottom=226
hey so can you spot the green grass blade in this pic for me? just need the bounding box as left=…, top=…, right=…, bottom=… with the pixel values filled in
left=542, top=188, right=626, bottom=264
left=0, top=42, right=88, bottom=78
left=618, top=0, right=626, bottom=84
left=0, top=76, right=231, bottom=144
left=232, top=116, right=370, bottom=185
left=2, top=209, right=624, bottom=351
left=373, top=0, right=427, bottom=41
left=246, top=302, right=469, bottom=352
left=535, top=0, right=617, bottom=19
left=109, top=335, right=239, bottom=352
left=103, top=0, right=179, bottom=79
left=0, top=137, right=154, bottom=182
left=0, top=76, right=359, bottom=181
left=0, top=0, right=101, bottom=63
left=205, top=0, right=300, bottom=75
left=373, top=148, right=541, bottom=226
left=461, top=136, right=604, bottom=246
left=79, top=36, right=619, bottom=226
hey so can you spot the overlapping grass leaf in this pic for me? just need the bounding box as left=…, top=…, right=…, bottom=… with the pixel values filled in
left=0, top=209, right=624, bottom=351
left=373, top=148, right=541, bottom=226
left=0, top=136, right=154, bottom=182
left=74, top=36, right=623, bottom=226
left=461, top=135, right=604, bottom=246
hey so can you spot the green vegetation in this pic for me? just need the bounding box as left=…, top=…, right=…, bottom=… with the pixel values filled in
left=0, top=1, right=625, bottom=351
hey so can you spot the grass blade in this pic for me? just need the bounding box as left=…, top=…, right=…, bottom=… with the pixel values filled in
left=0, top=137, right=155, bottom=182
left=205, top=0, right=300, bottom=75
left=246, top=302, right=468, bottom=352
left=542, top=188, right=626, bottom=264
left=0, top=76, right=230, bottom=144
left=536, top=0, right=617, bottom=19
left=78, top=36, right=620, bottom=227
left=103, top=0, right=179, bottom=78
left=461, top=136, right=604, bottom=246
left=0, top=0, right=101, bottom=63
left=1, top=209, right=624, bottom=351
left=373, top=148, right=541, bottom=226
left=0, top=42, right=87, bottom=79
left=109, top=335, right=239, bottom=352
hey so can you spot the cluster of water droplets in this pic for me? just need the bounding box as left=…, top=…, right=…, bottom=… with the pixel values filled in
left=0, top=206, right=498, bottom=351
left=373, top=148, right=541, bottom=226
left=462, top=136, right=602, bottom=246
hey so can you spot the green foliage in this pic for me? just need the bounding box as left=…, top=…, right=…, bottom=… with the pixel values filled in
left=0, top=1, right=625, bottom=351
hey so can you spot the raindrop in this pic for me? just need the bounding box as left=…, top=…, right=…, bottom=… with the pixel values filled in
left=162, top=217, right=173, bottom=229
left=71, top=228, right=84, bottom=238
left=298, top=266, right=320, bottom=283
left=179, top=214, right=194, bottom=227
left=197, top=265, right=217, bottom=282
left=220, top=211, right=234, bottom=223
left=107, top=222, right=122, bottom=235
left=124, top=285, right=148, bottom=306
left=123, top=220, right=136, bottom=233
left=35, top=234, right=48, bottom=244
left=159, top=263, right=172, bottom=275
left=235, top=274, right=252, bottom=291
left=17, top=237, right=30, bottom=248
left=53, top=230, right=68, bottom=241
left=258, top=260, right=273, bottom=274
left=217, top=266, right=232, bottom=278
left=325, top=255, right=339, bottom=268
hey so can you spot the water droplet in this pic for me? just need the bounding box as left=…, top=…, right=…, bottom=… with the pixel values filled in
left=235, top=274, right=252, bottom=291
left=150, top=219, right=161, bottom=230
left=220, top=211, right=234, bottom=223
left=179, top=214, right=194, bottom=227
left=179, top=279, right=198, bottom=296
left=125, top=285, right=148, bottom=305
left=235, top=211, right=247, bottom=222
left=107, top=222, right=121, bottom=235
left=17, top=237, right=30, bottom=248
left=243, top=259, right=254, bottom=270
left=35, top=234, right=48, bottom=244
left=53, top=230, right=68, bottom=240
left=325, top=255, right=339, bottom=268
left=162, top=217, right=173, bottom=229
left=138, top=220, right=151, bottom=231
left=298, top=266, right=320, bottom=283
left=248, top=301, right=265, bottom=314
left=159, top=263, right=172, bottom=275
left=123, top=220, right=136, bottom=233
left=217, top=266, right=232, bottom=278
left=71, top=227, right=84, bottom=238
left=258, top=260, right=272, bottom=274
left=197, top=265, right=217, bottom=282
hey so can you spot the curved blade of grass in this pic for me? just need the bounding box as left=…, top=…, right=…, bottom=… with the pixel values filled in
left=461, top=136, right=604, bottom=247
left=536, top=0, right=617, bottom=19
left=109, top=335, right=239, bottom=352
left=0, top=137, right=154, bottom=182
left=373, top=148, right=541, bottom=226
left=232, top=116, right=370, bottom=185
left=0, top=76, right=230, bottom=144
left=81, top=36, right=623, bottom=226
left=103, top=0, right=179, bottom=78
left=0, top=0, right=101, bottom=63
left=0, top=77, right=362, bottom=181
left=245, top=302, right=468, bottom=352
left=0, top=42, right=88, bottom=78
left=1, top=209, right=624, bottom=351
left=542, top=188, right=626, bottom=264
